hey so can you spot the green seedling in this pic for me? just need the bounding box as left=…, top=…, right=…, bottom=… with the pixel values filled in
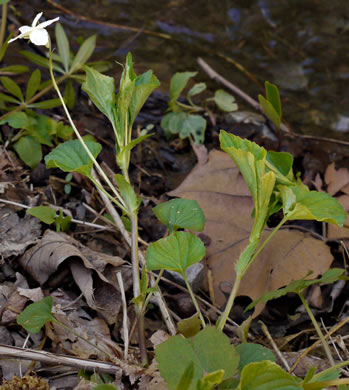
left=27, top=205, right=71, bottom=232
left=146, top=198, right=206, bottom=326
left=217, top=131, right=346, bottom=330
left=258, top=81, right=282, bottom=147
left=64, top=172, right=73, bottom=194
left=161, top=71, right=237, bottom=144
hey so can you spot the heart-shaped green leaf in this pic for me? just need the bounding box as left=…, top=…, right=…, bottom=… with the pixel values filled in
left=156, top=327, right=239, bottom=390
left=27, top=206, right=56, bottom=224
left=17, top=296, right=56, bottom=334
left=146, top=231, right=205, bottom=274
left=238, top=360, right=302, bottom=390
left=236, top=343, right=275, bottom=372
left=214, top=90, right=238, bottom=112
left=153, top=198, right=205, bottom=233
left=161, top=112, right=206, bottom=144
left=45, top=139, right=101, bottom=177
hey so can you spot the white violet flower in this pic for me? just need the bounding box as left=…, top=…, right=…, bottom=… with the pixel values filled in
left=9, top=12, right=59, bottom=47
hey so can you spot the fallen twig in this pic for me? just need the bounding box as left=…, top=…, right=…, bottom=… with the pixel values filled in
left=0, top=344, right=120, bottom=374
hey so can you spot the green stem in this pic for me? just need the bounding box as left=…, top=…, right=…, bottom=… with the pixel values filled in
left=216, top=274, right=241, bottom=331
left=130, top=213, right=147, bottom=365
left=47, top=40, right=126, bottom=211
left=89, top=176, right=126, bottom=213
left=242, top=216, right=288, bottom=277
left=0, top=2, right=8, bottom=52
left=217, top=216, right=288, bottom=331
left=143, top=269, right=164, bottom=310
left=183, top=273, right=206, bottom=328
left=298, top=292, right=335, bottom=367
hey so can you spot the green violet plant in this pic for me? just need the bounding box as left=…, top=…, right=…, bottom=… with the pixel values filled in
left=11, top=11, right=349, bottom=390
left=8, top=11, right=164, bottom=365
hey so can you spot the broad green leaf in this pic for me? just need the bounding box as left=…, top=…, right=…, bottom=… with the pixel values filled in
left=279, top=184, right=347, bottom=226
left=55, top=23, right=70, bottom=72
left=0, top=0, right=10, bottom=5
left=266, top=150, right=294, bottom=185
left=0, top=112, right=28, bottom=128
left=265, top=81, right=282, bottom=119
left=0, top=91, right=19, bottom=103
left=29, top=98, right=62, bottom=109
left=82, top=66, right=116, bottom=125
left=45, top=139, right=102, bottom=176
left=70, top=35, right=96, bottom=73
left=0, top=76, right=23, bottom=101
left=258, top=94, right=281, bottom=131
left=236, top=343, right=275, bottom=372
left=64, top=79, right=75, bottom=110
left=14, top=136, right=42, bottom=168
left=161, top=112, right=206, bottom=144
left=188, top=82, right=206, bottom=98
left=246, top=268, right=345, bottom=311
left=237, top=361, right=302, bottom=390
left=92, top=385, right=118, bottom=390
left=0, top=65, right=29, bottom=74
left=156, top=327, right=239, bottom=390
left=170, top=71, right=197, bottom=103
left=198, top=370, right=225, bottom=390
left=17, top=296, right=55, bottom=334
left=214, top=90, right=238, bottom=112
left=114, top=174, right=140, bottom=214
left=26, top=69, right=41, bottom=101
left=129, top=69, right=160, bottom=125
left=146, top=231, right=205, bottom=274
left=220, top=130, right=267, bottom=204
left=176, top=362, right=195, bottom=390
left=27, top=206, right=56, bottom=224
left=153, top=198, right=205, bottom=233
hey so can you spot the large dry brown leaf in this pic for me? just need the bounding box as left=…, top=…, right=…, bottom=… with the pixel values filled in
left=170, top=148, right=334, bottom=316
left=20, top=230, right=125, bottom=321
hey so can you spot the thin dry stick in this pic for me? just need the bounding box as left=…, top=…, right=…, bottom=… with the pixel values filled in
left=259, top=320, right=290, bottom=371
left=0, top=344, right=120, bottom=374
left=198, top=57, right=290, bottom=134
left=91, top=170, right=176, bottom=335
left=117, top=272, right=129, bottom=360
left=289, top=316, right=349, bottom=373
